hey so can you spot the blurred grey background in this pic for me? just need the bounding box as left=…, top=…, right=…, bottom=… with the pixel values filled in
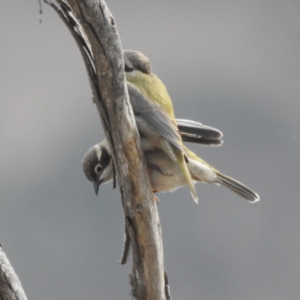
left=1, top=1, right=300, bottom=299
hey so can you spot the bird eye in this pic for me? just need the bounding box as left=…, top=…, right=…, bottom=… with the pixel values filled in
left=95, top=164, right=102, bottom=173
left=125, top=64, right=134, bottom=72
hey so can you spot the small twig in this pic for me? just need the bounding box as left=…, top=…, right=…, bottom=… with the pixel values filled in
left=120, top=224, right=131, bottom=265
left=38, top=0, right=43, bottom=23
left=164, top=270, right=172, bottom=300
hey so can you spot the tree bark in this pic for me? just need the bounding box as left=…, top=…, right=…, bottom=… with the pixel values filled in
left=0, top=246, right=28, bottom=300
left=45, top=1, right=167, bottom=299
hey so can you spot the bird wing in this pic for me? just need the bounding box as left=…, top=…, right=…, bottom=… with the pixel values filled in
left=176, top=119, right=223, bottom=146
left=181, top=135, right=223, bottom=146
left=128, top=83, right=183, bottom=152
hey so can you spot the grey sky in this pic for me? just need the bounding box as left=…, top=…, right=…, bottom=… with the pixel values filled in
left=1, top=1, right=300, bottom=299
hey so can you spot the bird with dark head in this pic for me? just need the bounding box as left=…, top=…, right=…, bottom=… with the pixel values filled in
left=123, top=50, right=198, bottom=201
left=82, top=141, right=113, bottom=195
left=82, top=131, right=259, bottom=203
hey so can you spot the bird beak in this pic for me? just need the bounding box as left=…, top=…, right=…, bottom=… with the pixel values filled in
left=93, top=179, right=101, bottom=196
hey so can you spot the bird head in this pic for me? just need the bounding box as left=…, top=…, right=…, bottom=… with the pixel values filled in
left=82, top=140, right=114, bottom=195
left=123, top=50, right=152, bottom=74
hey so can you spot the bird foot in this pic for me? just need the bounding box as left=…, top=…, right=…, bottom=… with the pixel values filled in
left=153, top=195, right=160, bottom=202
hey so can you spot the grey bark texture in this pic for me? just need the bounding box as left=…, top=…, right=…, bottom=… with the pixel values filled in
left=45, top=1, right=168, bottom=299
left=0, top=246, right=28, bottom=300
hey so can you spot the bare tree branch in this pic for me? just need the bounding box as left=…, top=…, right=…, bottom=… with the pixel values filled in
left=0, top=246, right=28, bottom=300
left=45, top=1, right=167, bottom=299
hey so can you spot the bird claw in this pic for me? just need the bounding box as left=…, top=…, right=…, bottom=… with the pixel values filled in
left=153, top=195, right=160, bottom=202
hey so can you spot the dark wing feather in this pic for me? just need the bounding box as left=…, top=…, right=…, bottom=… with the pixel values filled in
left=176, top=119, right=223, bottom=146
left=181, top=135, right=223, bottom=146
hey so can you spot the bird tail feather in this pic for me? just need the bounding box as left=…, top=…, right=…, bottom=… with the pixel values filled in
left=217, top=172, right=259, bottom=203
left=178, top=154, right=198, bottom=203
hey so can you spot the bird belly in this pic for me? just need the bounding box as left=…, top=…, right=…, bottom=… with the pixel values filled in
left=145, top=150, right=187, bottom=192
left=149, top=169, right=187, bottom=193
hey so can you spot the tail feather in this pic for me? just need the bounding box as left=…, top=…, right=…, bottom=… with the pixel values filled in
left=178, top=153, right=198, bottom=203
left=217, top=173, right=259, bottom=203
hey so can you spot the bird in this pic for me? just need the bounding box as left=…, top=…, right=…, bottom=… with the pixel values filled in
left=123, top=50, right=199, bottom=201
left=82, top=117, right=214, bottom=195
left=82, top=113, right=259, bottom=203
left=124, top=50, right=175, bottom=118
left=82, top=133, right=259, bottom=202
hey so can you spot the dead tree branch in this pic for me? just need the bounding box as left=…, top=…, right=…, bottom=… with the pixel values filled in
left=0, top=246, right=28, bottom=300
left=45, top=1, right=167, bottom=299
